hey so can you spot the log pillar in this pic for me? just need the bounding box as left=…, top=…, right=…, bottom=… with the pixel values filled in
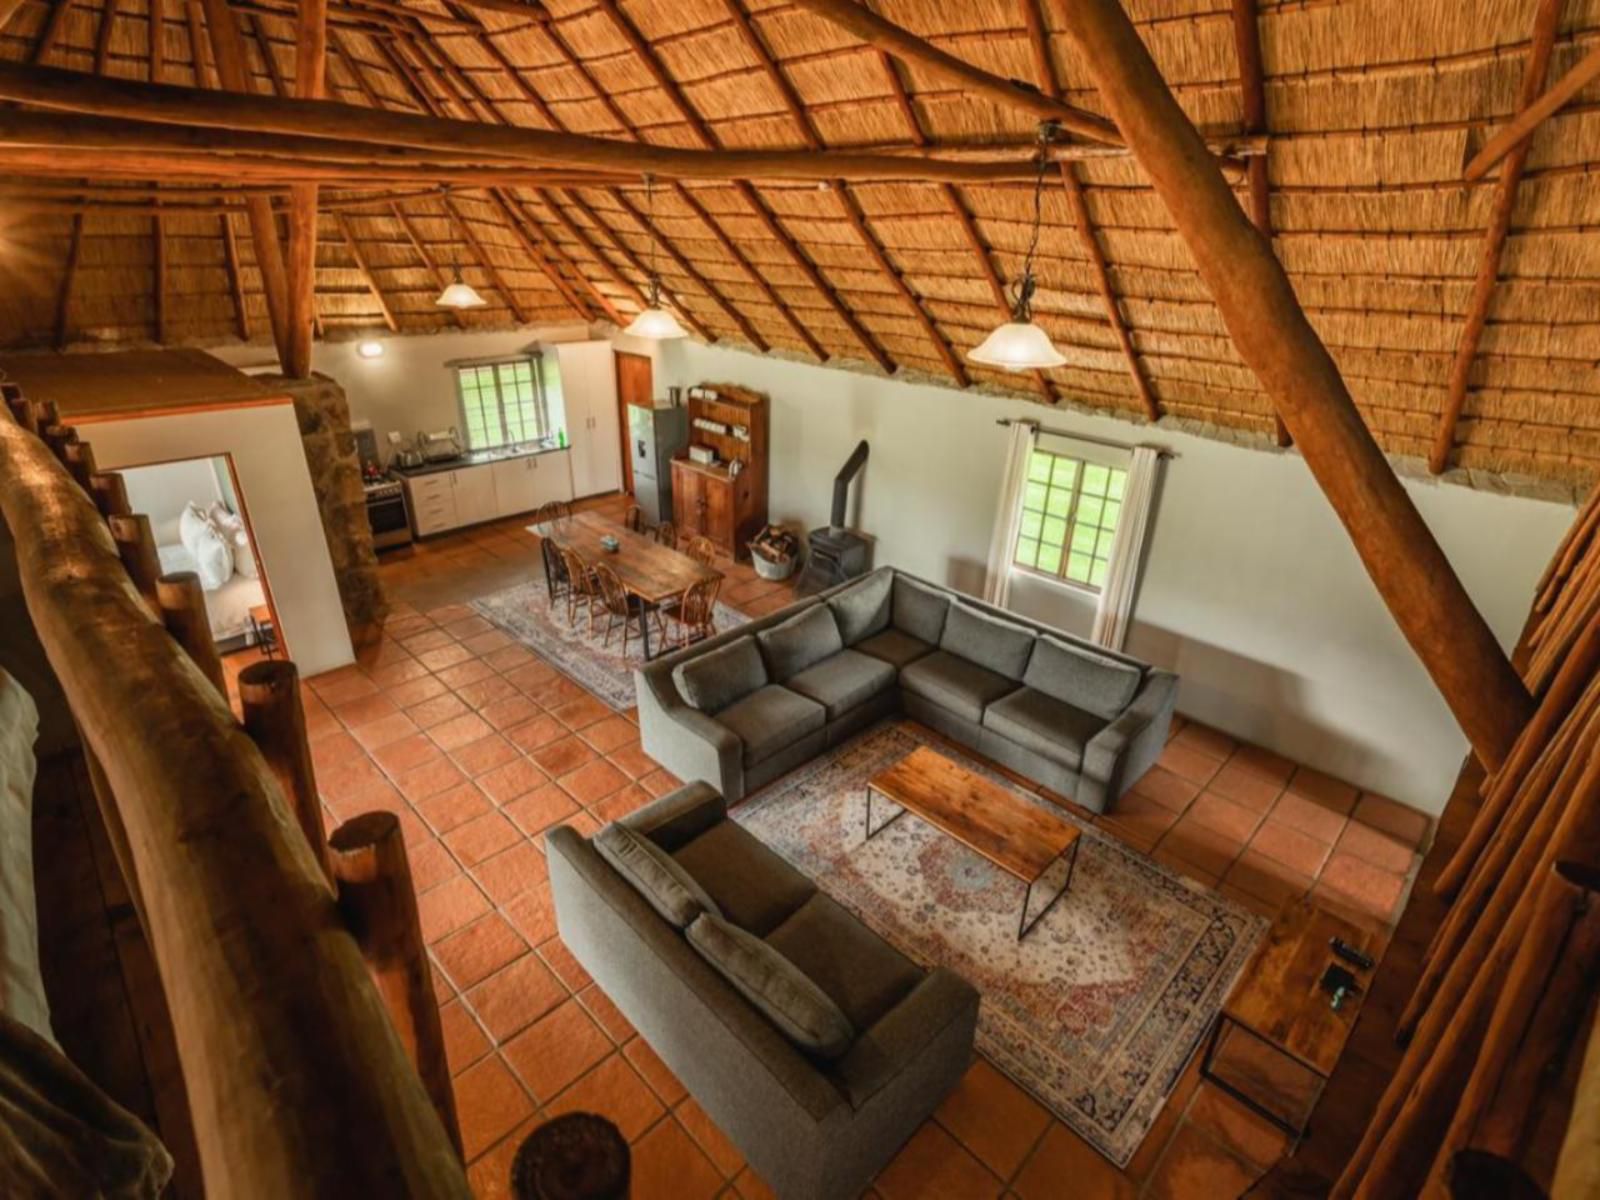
left=284, top=0, right=327, bottom=378
left=239, top=660, right=332, bottom=887
left=328, top=812, right=462, bottom=1158
left=62, top=438, right=97, bottom=494
left=1056, top=0, right=1533, bottom=769
left=157, top=571, right=227, bottom=697
left=90, top=470, right=131, bottom=520
left=108, top=512, right=162, bottom=611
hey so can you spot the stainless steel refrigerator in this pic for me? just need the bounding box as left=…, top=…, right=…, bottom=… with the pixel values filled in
left=628, top=402, right=689, bottom=526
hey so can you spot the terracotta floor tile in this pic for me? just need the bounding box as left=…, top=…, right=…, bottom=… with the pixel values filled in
left=559, top=758, right=629, bottom=806
left=1127, top=766, right=1202, bottom=813
left=311, top=668, right=378, bottom=706
left=453, top=674, right=521, bottom=709
left=385, top=674, right=449, bottom=710
left=576, top=982, right=637, bottom=1045
left=609, top=740, right=661, bottom=780
left=418, top=873, right=492, bottom=944
left=407, top=835, right=461, bottom=893
left=639, top=768, right=681, bottom=798
left=464, top=1114, right=540, bottom=1200
left=537, top=936, right=594, bottom=991
left=333, top=692, right=400, bottom=729
left=1173, top=722, right=1237, bottom=760
left=316, top=754, right=390, bottom=805
left=580, top=716, right=638, bottom=754
left=371, top=731, right=444, bottom=778
left=431, top=712, right=496, bottom=752
left=472, top=839, right=548, bottom=905
left=1222, top=848, right=1313, bottom=912
left=624, top=1036, right=688, bottom=1106
left=433, top=912, right=529, bottom=991
left=443, top=614, right=495, bottom=641
left=524, top=675, right=588, bottom=710
left=1317, top=852, right=1406, bottom=922
left=1249, top=818, right=1333, bottom=878
left=1012, top=1122, right=1134, bottom=1200
left=531, top=735, right=599, bottom=777
left=934, top=1057, right=1052, bottom=1180
left=436, top=658, right=498, bottom=689
left=1219, top=881, right=1278, bottom=919
left=445, top=811, right=523, bottom=866
left=1352, top=792, right=1431, bottom=849
left=486, top=644, right=538, bottom=673
left=467, top=951, right=568, bottom=1043
left=1159, top=814, right=1245, bottom=879
left=504, top=714, right=569, bottom=754
left=349, top=710, right=420, bottom=751
left=503, top=887, right=557, bottom=946
left=479, top=694, right=541, bottom=732
left=1228, top=743, right=1295, bottom=786
left=675, top=1095, right=745, bottom=1178
left=732, top=1166, right=779, bottom=1200
left=504, top=782, right=582, bottom=836
left=395, top=756, right=469, bottom=804
left=1157, top=742, right=1224, bottom=787
left=1206, top=762, right=1285, bottom=813
left=1335, top=819, right=1415, bottom=873
left=462, top=629, right=514, bottom=657
left=503, top=999, right=614, bottom=1101
left=407, top=692, right=472, bottom=730
left=1268, top=790, right=1348, bottom=845
left=415, top=781, right=493, bottom=834
left=452, top=1054, right=535, bottom=1161
left=551, top=694, right=613, bottom=731
left=1286, top=766, right=1360, bottom=815
left=543, top=1053, right=665, bottom=1142
left=629, top=1117, right=724, bottom=1200
left=440, top=998, right=492, bottom=1077
left=1143, top=1120, right=1260, bottom=1200
left=311, top=729, right=363, bottom=770
left=419, top=643, right=475, bottom=672
left=874, top=1122, right=1003, bottom=1200
left=451, top=733, right=521, bottom=779
left=1187, top=791, right=1265, bottom=842
left=591, top=784, right=653, bottom=825
left=401, top=627, right=457, bottom=654
left=503, top=660, right=560, bottom=693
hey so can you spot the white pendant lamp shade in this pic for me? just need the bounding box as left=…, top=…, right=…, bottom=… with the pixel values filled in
left=435, top=264, right=486, bottom=310
left=968, top=319, right=1068, bottom=371
left=624, top=302, right=688, bottom=340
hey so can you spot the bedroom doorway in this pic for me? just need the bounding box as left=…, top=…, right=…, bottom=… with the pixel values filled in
left=118, top=454, right=282, bottom=669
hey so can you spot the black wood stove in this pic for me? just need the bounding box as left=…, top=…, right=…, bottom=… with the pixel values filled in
left=796, top=440, right=871, bottom=595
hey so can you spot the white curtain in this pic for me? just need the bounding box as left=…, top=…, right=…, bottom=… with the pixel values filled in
left=1092, top=446, right=1161, bottom=651
left=983, top=421, right=1037, bottom=608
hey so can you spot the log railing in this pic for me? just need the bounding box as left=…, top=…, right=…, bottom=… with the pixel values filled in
left=0, top=384, right=468, bottom=1198
left=1332, top=479, right=1600, bottom=1199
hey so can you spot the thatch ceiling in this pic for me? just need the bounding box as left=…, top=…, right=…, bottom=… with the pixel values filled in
left=0, top=0, right=1598, bottom=492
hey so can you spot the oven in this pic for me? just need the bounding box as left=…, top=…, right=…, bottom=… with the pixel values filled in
left=364, top=479, right=413, bottom=550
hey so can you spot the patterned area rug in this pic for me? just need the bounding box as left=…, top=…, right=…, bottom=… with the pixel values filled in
left=733, top=721, right=1265, bottom=1167
left=472, top=580, right=749, bottom=711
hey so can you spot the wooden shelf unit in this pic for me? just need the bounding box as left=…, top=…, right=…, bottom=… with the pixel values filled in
left=671, top=383, right=769, bottom=559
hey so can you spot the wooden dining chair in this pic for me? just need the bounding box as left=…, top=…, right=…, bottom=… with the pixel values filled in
left=653, top=522, right=677, bottom=551
left=558, top=545, right=598, bottom=630
left=656, top=575, right=721, bottom=651
left=623, top=504, right=644, bottom=533
left=684, top=535, right=716, bottom=567
left=591, top=561, right=645, bottom=655
left=540, top=536, right=569, bottom=609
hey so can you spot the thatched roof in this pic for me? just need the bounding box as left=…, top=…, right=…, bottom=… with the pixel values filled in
left=0, top=0, right=1597, bottom=494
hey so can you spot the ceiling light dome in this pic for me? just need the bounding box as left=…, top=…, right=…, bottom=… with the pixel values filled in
left=436, top=264, right=486, bottom=310
left=624, top=280, right=688, bottom=340
left=969, top=319, right=1067, bottom=371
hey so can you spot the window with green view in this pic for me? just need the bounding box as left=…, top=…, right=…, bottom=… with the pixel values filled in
left=454, top=357, right=552, bottom=451
left=1013, top=448, right=1129, bottom=591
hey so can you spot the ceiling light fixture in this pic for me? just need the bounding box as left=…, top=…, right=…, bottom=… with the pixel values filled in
left=436, top=261, right=487, bottom=310
left=623, top=174, right=688, bottom=340
left=969, top=122, right=1069, bottom=373
left=357, top=339, right=385, bottom=359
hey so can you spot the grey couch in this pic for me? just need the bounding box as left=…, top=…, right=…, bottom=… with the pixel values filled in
left=546, top=783, right=979, bottom=1200
left=635, top=566, right=1176, bottom=813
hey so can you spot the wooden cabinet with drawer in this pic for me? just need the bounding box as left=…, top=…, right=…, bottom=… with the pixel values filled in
left=406, top=471, right=458, bottom=537
left=669, top=385, right=768, bottom=558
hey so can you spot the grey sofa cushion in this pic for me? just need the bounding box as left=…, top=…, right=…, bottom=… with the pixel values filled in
left=620, top=781, right=726, bottom=850
left=673, top=635, right=768, bottom=713
left=593, top=822, right=723, bottom=928
left=854, top=628, right=934, bottom=670
left=827, top=571, right=892, bottom=645
left=672, top=819, right=816, bottom=936
left=982, top=687, right=1107, bottom=770
left=939, top=602, right=1037, bottom=681
left=715, top=684, right=827, bottom=766
left=1024, top=635, right=1143, bottom=720
left=899, top=650, right=1019, bottom=724
left=757, top=604, right=845, bottom=683
left=892, top=576, right=950, bottom=646
left=687, top=912, right=856, bottom=1059
left=765, top=893, right=923, bottom=1032
left=786, top=649, right=896, bottom=721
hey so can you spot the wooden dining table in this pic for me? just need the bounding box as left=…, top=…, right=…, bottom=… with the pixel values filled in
left=530, top=510, right=721, bottom=660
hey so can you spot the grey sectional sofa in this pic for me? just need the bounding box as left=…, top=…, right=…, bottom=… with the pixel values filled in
left=547, top=782, right=979, bottom=1200
left=635, top=566, right=1176, bottom=813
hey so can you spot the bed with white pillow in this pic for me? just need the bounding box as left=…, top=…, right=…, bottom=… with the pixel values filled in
left=155, top=502, right=267, bottom=644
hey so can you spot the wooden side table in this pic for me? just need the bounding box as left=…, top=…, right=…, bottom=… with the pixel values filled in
left=248, top=604, right=277, bottom=659
left=1199, top=898, right=1382, bottom=1141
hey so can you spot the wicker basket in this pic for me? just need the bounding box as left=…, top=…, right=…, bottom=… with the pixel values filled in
left=750, top=546, right=797, bottom=581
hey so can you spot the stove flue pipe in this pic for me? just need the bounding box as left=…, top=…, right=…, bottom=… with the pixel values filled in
left=830, top=441, right=869, bottom=531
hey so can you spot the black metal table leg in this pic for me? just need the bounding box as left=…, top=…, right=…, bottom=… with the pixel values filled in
left=638, top=597, right=653, bottom=660
left=1197, top=1014, right=1324, bottom=1144
left=1017, top=836, right=1081, bottom=941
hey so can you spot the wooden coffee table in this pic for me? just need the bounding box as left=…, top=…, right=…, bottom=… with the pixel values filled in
left=863, top=746, right=1082, bottom=941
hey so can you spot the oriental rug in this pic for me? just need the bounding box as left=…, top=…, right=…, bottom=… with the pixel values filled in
left=733, top=721, right=1265, bottom=1167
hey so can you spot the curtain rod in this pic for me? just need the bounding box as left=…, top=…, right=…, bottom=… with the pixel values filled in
left=995, top=417, right=1178, bottom=459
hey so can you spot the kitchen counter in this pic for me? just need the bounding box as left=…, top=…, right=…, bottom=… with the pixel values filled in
left=391, top=442, right=567, bottom=477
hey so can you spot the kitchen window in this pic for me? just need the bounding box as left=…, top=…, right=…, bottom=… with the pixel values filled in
left=1013, top=447, right=1128, bottom=591
left=454, top=355, right=555, bottom=451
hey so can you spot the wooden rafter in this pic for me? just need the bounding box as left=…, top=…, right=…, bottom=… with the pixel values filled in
left=1228, top=0, right=1291, bottom=447
left=1430, top=0, right=1565, bottom=474
left=54, top=211, right=84, bottom=349
left=588, top=0, right=897, bottom=372
left=1466, top=38, right=1600, bottom=182
left=285, top=0, right=329, bottom=377
left=183, top=0, right=215, bottom=86
left=441, top=192, right=529, bottom=324
left=1020, top=0, right=1158, bottom=422
left=485, top=190, right=596, bottom=320
left=220, top=211, right=251, bottom=340
left=389, top=199, right=463, bottom=329
left=0, top=0, right=26, bottom=32
left=31, top=0, right=69, bottom=62
left=153, top=206, right=168, bottom=343
left=332, top=209, right=398, bottom=331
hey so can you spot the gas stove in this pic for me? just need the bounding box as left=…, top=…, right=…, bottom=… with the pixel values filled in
left=362, top=472, right=412, bottom=549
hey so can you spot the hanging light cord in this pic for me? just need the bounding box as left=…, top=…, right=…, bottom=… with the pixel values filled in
left=644, top=173, right=662, bottom=308
left=1012, top=120, right=1060, bottom=324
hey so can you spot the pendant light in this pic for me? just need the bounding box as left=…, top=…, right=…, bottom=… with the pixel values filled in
left=623, top=174, right=689, bottom=340
left=969, top=122, right=1068, bottom=372
left=435, top=261, right=487, bottom=310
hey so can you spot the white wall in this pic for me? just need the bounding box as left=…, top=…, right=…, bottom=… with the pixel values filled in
left=647, top=339, right=1574, bottom=814
left=210, top=325, right=592, bottom=454
left=122, top=456, right=227, bottom=545
left=84, top=404, right=354, bottom=675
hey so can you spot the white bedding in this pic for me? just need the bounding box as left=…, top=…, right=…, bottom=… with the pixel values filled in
left=156, top=543, right=267, bottom=642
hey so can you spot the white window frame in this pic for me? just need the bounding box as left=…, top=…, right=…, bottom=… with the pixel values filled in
left=1012, top=443, right=1130, bottom=595
left=453, top=354, right=551, bottom=451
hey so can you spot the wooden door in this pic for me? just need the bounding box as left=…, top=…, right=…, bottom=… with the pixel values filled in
left=705, top=476, right=734, bottom=549
left=615, top=351, right=651, bottom=498
left=671, top=460, right=702, bottom=534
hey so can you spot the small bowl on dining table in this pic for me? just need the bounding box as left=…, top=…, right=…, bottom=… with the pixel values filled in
left=599, top=535, right=621, bottom=553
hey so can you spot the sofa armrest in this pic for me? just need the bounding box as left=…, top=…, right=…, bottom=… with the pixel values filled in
left=635, top=665, right=747, bottom=800
left=1081, top=669, right=1177, bottom=808
left=620, top=781, right=727, bottom=850
left=832, top=968, right=980, bottom=1110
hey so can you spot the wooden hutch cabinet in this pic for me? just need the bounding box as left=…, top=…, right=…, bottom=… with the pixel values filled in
left=670, top=384, right=768, bottom=559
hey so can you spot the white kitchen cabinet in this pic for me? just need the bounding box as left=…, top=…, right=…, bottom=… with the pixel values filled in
left=532, top=449, right=574, bottom=507
left=557, top=341, right=622, bottom=498
left=451, top=464, right=498, bottom=527
left=491, top=457, right=540, bottom=518
left=405, top=471, right=458, bottom=537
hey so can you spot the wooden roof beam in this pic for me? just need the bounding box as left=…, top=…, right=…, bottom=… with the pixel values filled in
left=485, top=190, right=597, bottom=321
left=1431, top=0, right=1567, bottom=474
left=31, top=0, right=70, bottom=63
left=1056, top=0, right=1532, bottom=774
left=285, top=0, right=329, bottom=378
left=220, top=211, right=252, bottom=340
left=332, top=209, right=398, bottom=331
left=788, top=0, right=1121, bottom=147
left=1021, top=0, right=1157, bottom=422
left=54, top=212, right=84, bottom=349
left=389, top=199, right=463, bottom=329
left=1465, top=37, right=1600, bottom=182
